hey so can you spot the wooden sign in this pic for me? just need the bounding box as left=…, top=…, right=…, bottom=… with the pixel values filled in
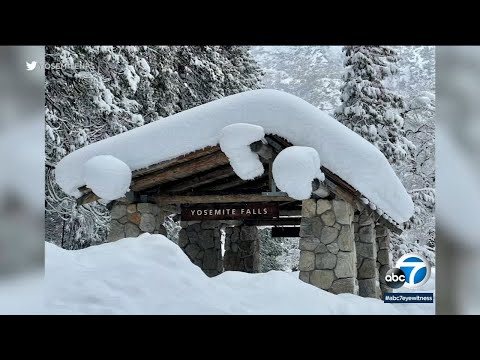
left=181, top=202, right=279, bottom=221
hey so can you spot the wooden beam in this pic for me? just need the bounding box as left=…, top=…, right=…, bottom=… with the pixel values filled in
left=79, top=185, right=90, bottom=194
left=322, top=166, right=360, bottom=196
left=250, top=140, right=274, bottom=160
left=204, top=177, right=248, bottom=191
left=268, top=134, right=293, bottom=148
left=78, top=146, right=223, bottom=196
left=163, top=166, right=235, bottom=193
left=131, top=151, right=230, bottom=191
left=76, top=192, right=100, bottom=205
left=378, top=217, right=403, bottom=235
left=194, top=173, right=268, bottom=192
left=323, top=178, right=363, bottom=210
left=152, top=194, right=294, bottom=205
left=225, top=176, right=269, bottom=191
left=132, top=146, right=220, bottom=177
left=244, top=218, right=301, bottom=226
left=278, top=200, right=302, bottom=208
left=279, top=209, right=302, bottom=216
left=264, top=136, right=284, bottom=152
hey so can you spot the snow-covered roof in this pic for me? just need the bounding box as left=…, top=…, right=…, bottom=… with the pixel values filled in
left=55, top=89, right=413, bottom=224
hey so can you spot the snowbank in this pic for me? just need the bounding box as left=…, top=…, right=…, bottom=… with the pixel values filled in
left=272, top=146, right=324, bottom=200
left=44, top=235, right=433, bottom=315
left=83, top=155, right=132, bottom=201
left=219, top=123, right=265, bottom=180
left=55, top=89, right=413, bottom=223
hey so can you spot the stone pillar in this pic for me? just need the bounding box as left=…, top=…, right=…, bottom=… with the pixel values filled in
left=299, top=198, right=358, bottom=295
left=224, top=225, right=260, bottom=273
left=355, top=209, right=381, bottom=298
left=376, top=224, right=392, bottom=297
left=178, top=221, right=223, bottom=277
left=107, top=202, right=168, bottom=242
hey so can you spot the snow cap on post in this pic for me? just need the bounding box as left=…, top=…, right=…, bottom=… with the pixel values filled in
left=272, top=146, right=324, bottom=200
left=219, top=123, right=265, bottom=180
left=83, top=155, right=132, bottom=201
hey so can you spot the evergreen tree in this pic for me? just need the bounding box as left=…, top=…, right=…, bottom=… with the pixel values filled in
left=45, top=46, right=263, bottom=249
left=335, top=46, right=415, bottom=164
left=253, top=45, right=435, bottom=265
left=396, top=90, right=435, bottom=241
left=251, top=46, right=344, bottom=114
left=259, top=228, right=284, bottom=272
left=258, top=228, right=300, bottom=272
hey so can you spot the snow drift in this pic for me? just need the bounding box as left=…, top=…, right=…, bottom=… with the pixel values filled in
left=44, top=234, right=433, bottom=315
left=55, top=89, right=413, bottom=223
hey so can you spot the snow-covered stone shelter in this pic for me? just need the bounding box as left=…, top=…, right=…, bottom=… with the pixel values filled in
left=55, top=89, right=413, bottom=299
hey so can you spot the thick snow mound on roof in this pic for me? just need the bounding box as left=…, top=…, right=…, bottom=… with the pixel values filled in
left=44, top=235, right=432, bottom=314
left=55, top=89, right=413, bottom=223
left=219, top=123, right=265, bottom=180
left=273, top=146, right=325, bottom=200
left=83, top=155, right=132, bottom=201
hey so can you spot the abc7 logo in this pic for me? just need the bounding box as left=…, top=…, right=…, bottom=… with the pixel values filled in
left=385, top=268, right=406, bottom=289
left=385, top=253, right=431, bottom=289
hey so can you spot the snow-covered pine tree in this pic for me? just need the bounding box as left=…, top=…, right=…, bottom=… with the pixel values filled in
left=259, top=228, right=285, bottom=272
left=251, top=46, right=345, bottom=114
left=385, top=47, right=435, bottom=257
left=335, top=46, right=415, bottom=164
left=258, top=228, right=300, bottom=272
left=390, top=89, right=435, bottom=262
left=253, top=45, right=435, bottom=266
left=46, top=46, right=263, bottom=249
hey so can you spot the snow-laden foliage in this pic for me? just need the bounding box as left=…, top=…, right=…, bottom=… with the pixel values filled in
left=259, top=228, right=300, bottom=272
left=385, top=47, right=435, bottom=246
left=395, top=91, right=435, bottom=244
left=164, top=215, right=182, bottom=245
left=334, top=46, right=415, bottom=165
left=253, top=46, right=435, bottom=263
left=259, top=228, right=284, bottom=271
left=251, top=46, right=344, bottom=114
left=335, top=46, right=435, bottom=250
left=46, top=46, right=263, bottom=249
left=390, top=233, right=435, bottom=266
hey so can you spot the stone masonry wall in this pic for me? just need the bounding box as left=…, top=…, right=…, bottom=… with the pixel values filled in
left=355, top=209, right=381, bottom=299
left=224, top=225, right=260, bottom=273
left=108, top=202, right=168, bottom=242
left=178, top=221, right=223, bottom=277
left=178, top=220, right=261, bottom=277
left=298, top=198, right=358, bottom=295
left=376, top=224, right=392, bottom=297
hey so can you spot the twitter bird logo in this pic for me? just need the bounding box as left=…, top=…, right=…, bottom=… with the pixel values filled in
left=26, top=61, right=37, bottom=71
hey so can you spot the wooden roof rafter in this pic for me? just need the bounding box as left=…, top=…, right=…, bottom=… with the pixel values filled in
left=75, top=132, right=404, bottom=234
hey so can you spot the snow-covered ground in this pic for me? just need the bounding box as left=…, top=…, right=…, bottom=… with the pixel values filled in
left=44, top=234, right=434, bottom=315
